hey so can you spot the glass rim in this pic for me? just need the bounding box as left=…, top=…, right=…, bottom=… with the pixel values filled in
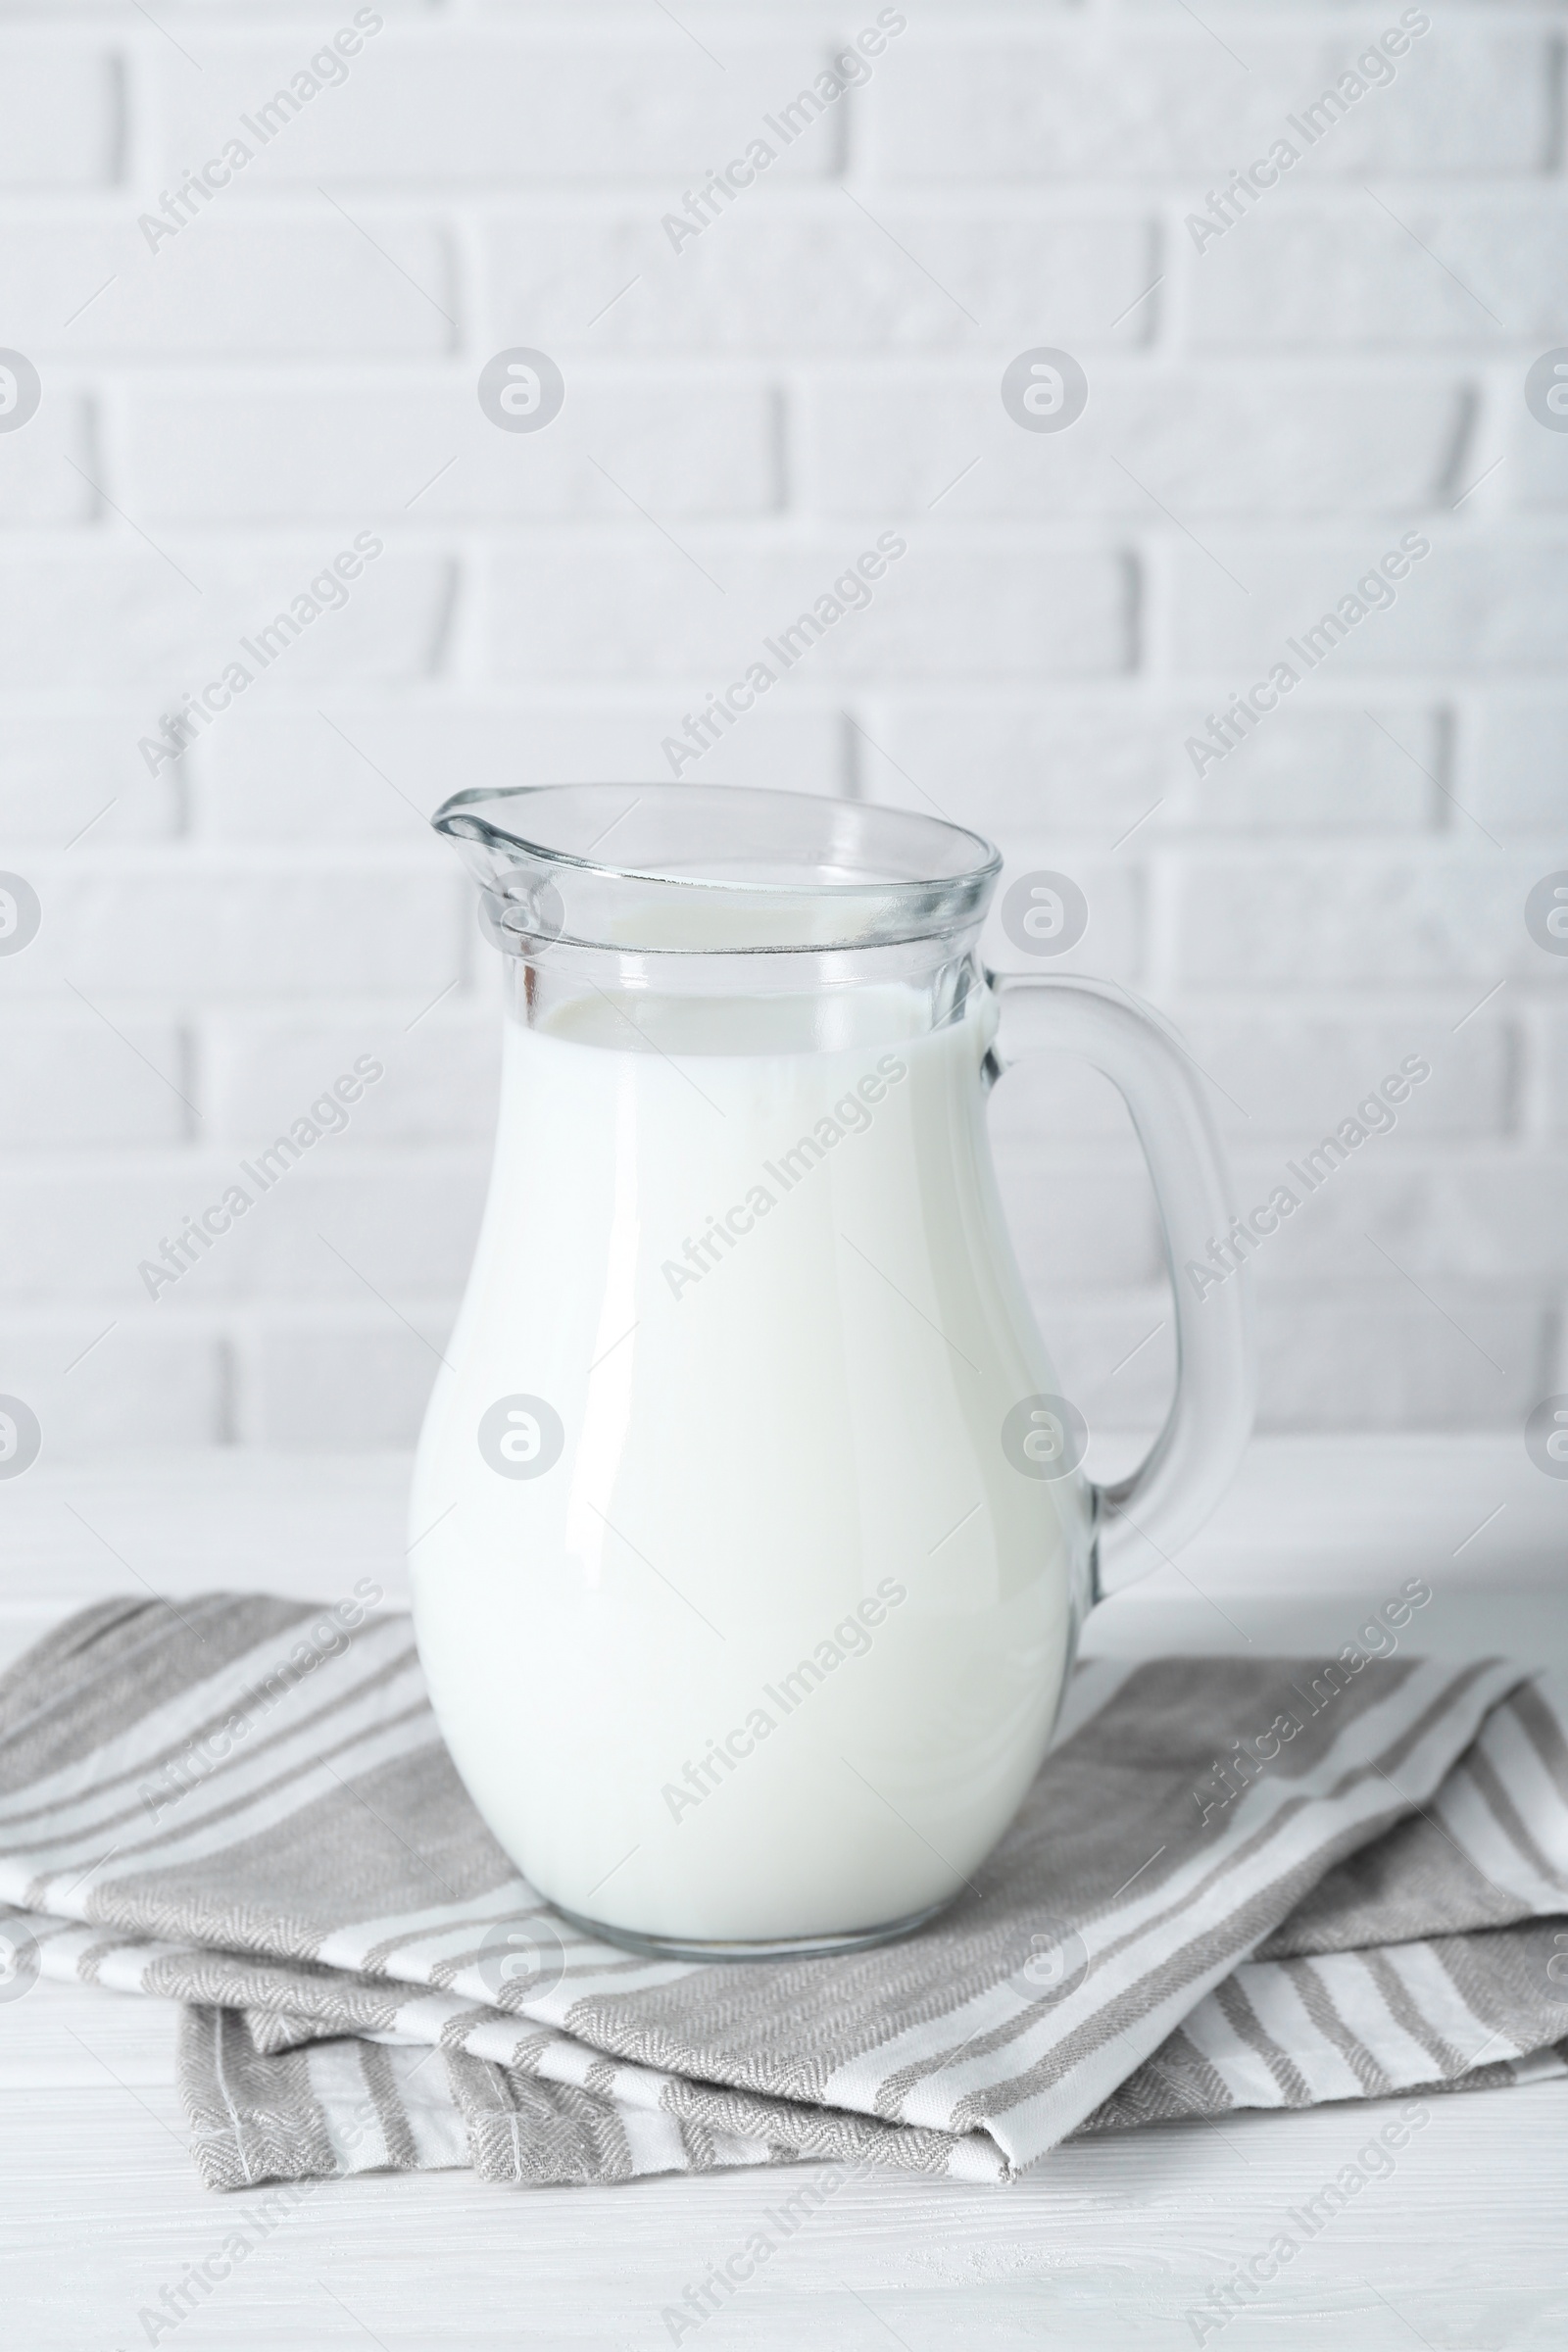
left=432, top=782, right=1003, bottom=956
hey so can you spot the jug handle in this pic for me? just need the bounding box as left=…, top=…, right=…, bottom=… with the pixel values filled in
left=985, top=970, right=1255, bottom=1599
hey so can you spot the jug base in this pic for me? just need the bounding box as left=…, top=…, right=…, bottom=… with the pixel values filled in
left=553, top=1896, right=953, bottom=1966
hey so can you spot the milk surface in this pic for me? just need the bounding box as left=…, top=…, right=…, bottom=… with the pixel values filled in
left=409, top=977, right=1091, bottom=1944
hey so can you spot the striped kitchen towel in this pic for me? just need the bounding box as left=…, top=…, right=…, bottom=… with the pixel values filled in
left=1, top=1592, right=1566, bottom=2191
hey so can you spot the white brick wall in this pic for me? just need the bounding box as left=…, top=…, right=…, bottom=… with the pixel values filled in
left=0, top=0, right=1564, bottom=1460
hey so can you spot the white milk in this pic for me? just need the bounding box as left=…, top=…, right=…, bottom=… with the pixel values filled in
left=409, top=978, right=1090, bottom=1945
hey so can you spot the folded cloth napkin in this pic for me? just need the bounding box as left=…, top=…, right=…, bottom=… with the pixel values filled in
left=2, top=1593, right=1566, bottom=2193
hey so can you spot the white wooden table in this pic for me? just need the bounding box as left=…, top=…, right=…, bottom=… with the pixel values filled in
left=2, top=1437, right=1565, bottom=2351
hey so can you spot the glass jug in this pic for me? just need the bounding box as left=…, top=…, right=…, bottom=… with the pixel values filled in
left=410, top=785, right=1253, bottom=1960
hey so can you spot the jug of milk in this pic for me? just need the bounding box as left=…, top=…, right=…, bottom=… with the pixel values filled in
left=410, top=784, right=1253, bottom=1959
